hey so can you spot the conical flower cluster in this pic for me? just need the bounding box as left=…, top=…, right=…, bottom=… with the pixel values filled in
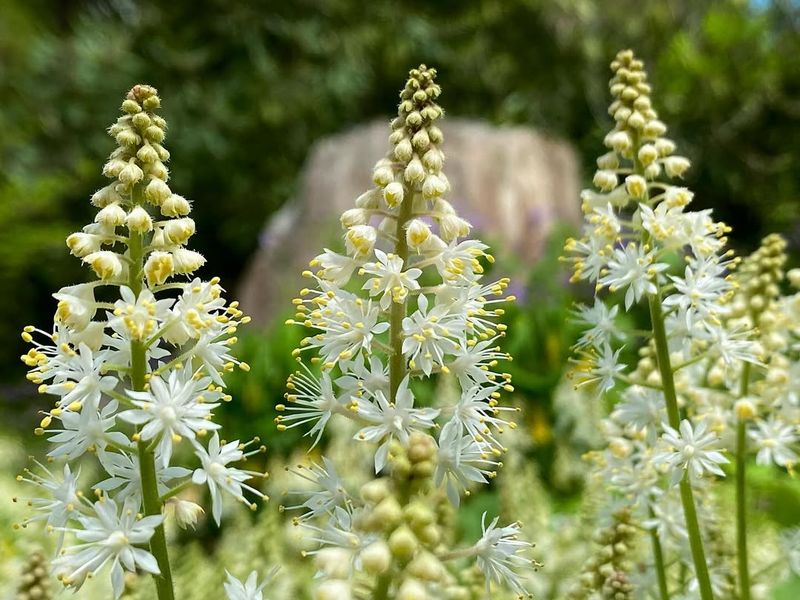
left=17, top=85, right=265, bottom=599
left=283, top=65, right=537, bottom=598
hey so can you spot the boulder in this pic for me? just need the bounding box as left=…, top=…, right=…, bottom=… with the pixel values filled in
left=238, top=119, right=581, bottom=323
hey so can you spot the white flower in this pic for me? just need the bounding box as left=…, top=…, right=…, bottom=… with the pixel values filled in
left=161, top=278, right=227, bottom=345
left=190, top=324, right=248, bottom=386
left=300, top=288, right=389, bottom=368
left=95, top=450, right=189, bottom=506
left=361, top=249, right=422, bottom=309
left=573, top=299, right=622, bottom=350
left=433, top=239, right=488, bottom=283
left=355, top=376, right=439, bottom=472
left=47, top=400, right=130, bottom=460
left=572, top=343, right=625, bottom=393
left=749, top=417, right=798, bottom=468
left=224, top=569, right=276, bottom=600
left=45, top=343, right=118, bottom=411
left=655, top=419, right=729, bottom=486
left=285, top=457, right=348, bottom=520
left=611, top=387, right=665, bottom=435
left=14, top=461, right=81, bottom=548
left=446, top=337, right=509, bottom=390
left=447, top=384, right=514, bottom=450
left=402, top=294, right=463, bottom=375
left=474, top=513, right=534, bottom=597
left=53, top=497, right=162, bottom=599
left=312, top=249, right=362, bottom=287
left=663, top=261, right=731, bottom=328
left=599, top=242, right=668, bottom=310
left=334, top=355, right=389, bottom=399
left=281, top=367, right=354, bottom=448
left=192, top=433, right=266, bottom=524
left=109, top=286, right=173, bottom=342
left=119, top=369, right=222, bottom=467
left=53, top=283, right=97, bottom=331
left=435, top=422, right=498, bottom=506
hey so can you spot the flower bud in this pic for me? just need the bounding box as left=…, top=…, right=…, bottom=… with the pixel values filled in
left=115, top=128, right=141, bottom=147
left=172, top=248, right=205, bottom=274
left=361, top=541, right=392, bottom=575
left=90, top=184, right=123, bottom=208
left=395, top=138, right=413, bottom=162
left=95, top=203, right=127, bottom=227
left=372, top=496, right=403, bottom=528
left=136, top=143, right=160, bottom=164
left=145, top=178, right=172, bottom=205
left=422, top=175, right=446, bottom=199
left=83, top=251, right=123, bottom=281
left=439, top=214, right=470, bottom=242
left=421, top=148, right=442, bottom=172
left=788, top=269, right=800, bottom=288
left=66, top=233, right=101, bottom=258
left=53, top=283, right=96, bottom=331
left=360, top=479, right=391, bottom=505
left=373, top=164, right=394, bottom=187
left=643, top=119, right=667, bottom=138
left=407, top=552, right=444, bottom=582
left=654, top=138, right=675, bottom=156
left=593, top=170, right=618, bottom=192
left=146, top=160, right=169, bottom=181
left=627, top=111, right=645, bottom=130
left=624, top=175, right=647, bottom=199
left=161, top=194, right=192, bottom=217
left=144, top=251, right=174, bottom=285
left=340, top=208, right=368, bottom=228
left=596, top=151, right=619, bottom=170
left=404, top=157, right=425, bottom=184
left=637, top=144, right=658, bottom=166
left=166, top=498, right=204, bottom=529
left=397, top=578, right=427, bottom=600
left=604, top=131, right=631, bottom=153
left=412, top=129, right=430, bottom=151
left=388, top=525, right=418, bottom=561
left=383, top=182, right=405, bottom=208
left=406, top=219, right=431, bottom=251
left=144, top=125, right=165, bottom=143
left=118, top=161, right=144, bottom=185
left=664, top=156, right=690, bottom=178
left=163, top=218, right=196, bottom=245
left=126, top=206, right=153, bottom=233
left=315, top=580, right=351, bottom=600
left=355, top=189, right=380, bottom=209
left=315, top=548, right=352, bottom=579
left=345, top=225, right=376, bottom=257
left=734, top=399, right=757, bottom=421
left=131, top=111, right=151, bottom=129
left=121, top=99, right=141, bottom=114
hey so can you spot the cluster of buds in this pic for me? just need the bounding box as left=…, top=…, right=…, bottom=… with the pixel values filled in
left=17, top=85, right=268, bottom=599
left=16, top=551, right=52, bottom=600
left=568, top=509, right=636, bottom=600
left=283, top=65, right=537, bottom=598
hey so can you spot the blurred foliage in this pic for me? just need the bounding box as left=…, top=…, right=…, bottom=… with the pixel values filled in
left=1, top=0, right=799, bottom=386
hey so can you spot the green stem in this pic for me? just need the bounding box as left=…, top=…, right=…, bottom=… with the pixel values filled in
left=632, top=128, right=713, bottom=600
left=649, top=521, right=670, bottom=600
left=388, top=189, right=414, bottom=401
left=373, top=573, right=392, bottom=600
left=129, top=187, right=175, bottom=600
left=736, top=362, right=752, bottom=600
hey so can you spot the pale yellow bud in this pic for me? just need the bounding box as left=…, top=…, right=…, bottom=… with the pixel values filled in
left=605, top=131, right=631, bottom=153
left=788, top=269, right=800, bottom=288
left=161, top=194, right=191, bottom=217
left=664, top=186, right=693, bottom=208
left=439, top=214, right=470, bottom=243
left=421, top=148, right=443, bottom=172
left=624, top=175, right=647, bottom=199
left=315, top=580, right=351, bottom=600
left=593, top=170, right=618, bottom=192
left=395, top=138, right=413, bottom=162
left=373, top=164, right=394, bottom=187
left=406, top=219, right=432, bottom=250
left=597, top=151, right=619, bottom=170
left=627, top=111, right=645, bottom=130
left=664, top=156, right=691, bottom=178
left=637, top=144, right=658, bottom=166
left=372, top=496, right=403, bottom=527
left=345, top=225, right=377, bottom=257
left=144, top=251, right=174, bottom=285
left=388, top=525, right=418, bottom=560
left=383, top=182, right=405, bottom=208
left=397, top=578, right=427, bottom=600
left=136, top=143, right=160, bottom=164
left=66, top=233, right=102, bottom=258
left=422, top=174, right=446, bottom=199
left=654, top=138, right=676, bottom=156
left=340, top=208, right=368, bottom=228
left=404, top=157, right=425, bottom=184
left=83, top=251, right=123, bottom=281
left=412, top=129, right=431, bottom=151
left=145, top=178, right=172, bottom=205
left=315, top=548, right=352, bottom=579
left=95, top=203, right=127, bottom=227
left=361, top=541, right=391, bottom=575
left=125, top=206, right=153, bottom=233
left=644, top=119, right=667, bottom=138
left=166, top=498, right=204, bottom=529
left=171, top=248, right=205, bottom=274
left=118, top=161, right=144, bottom=185
left=163, top=218, right=196, bottom=245
left=360, top=479, right=391, bottom=504
left=90, top=184, right=123, bottom=208
left=735, top=399, right=757, bottom=421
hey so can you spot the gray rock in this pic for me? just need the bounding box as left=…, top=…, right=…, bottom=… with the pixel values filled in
left=238, top=119, right=581, bottom=323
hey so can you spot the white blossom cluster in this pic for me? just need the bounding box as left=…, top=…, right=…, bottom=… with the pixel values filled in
left=565, top=50, right=799, bottom=599
left=16, top=85, right=267, bottom=599
left=283, top=65, right=537, bottom=599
